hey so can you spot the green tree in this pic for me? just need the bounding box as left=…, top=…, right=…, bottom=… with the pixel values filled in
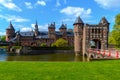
left=109, top=14, right=120, bottom=48
left=41, top=43, right=47, bottom=47
left=52, top=38, right=68, bottom=47
left=1, top=35, right=6, bottom=41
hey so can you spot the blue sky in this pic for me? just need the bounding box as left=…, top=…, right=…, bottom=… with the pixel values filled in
left=0, top=0, right=120, bottom=35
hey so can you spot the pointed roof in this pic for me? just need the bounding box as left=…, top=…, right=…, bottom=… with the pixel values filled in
left=48, top=22, right=55, bottom=29
left=59, top=23, right=67, bottom=29
left=73, top=16, right=84, bottom=25
left=35, top=20, right=38, bottom=29
left=7, top=21, right=15, bottom=30
left=99, top=17, right=109, bottom=24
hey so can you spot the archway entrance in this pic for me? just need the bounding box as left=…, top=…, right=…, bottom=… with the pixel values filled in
left=90, top=39, right=101, bottom=49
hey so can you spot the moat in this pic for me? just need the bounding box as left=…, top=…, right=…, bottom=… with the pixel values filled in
left=0, top=49, right=86, bottom=61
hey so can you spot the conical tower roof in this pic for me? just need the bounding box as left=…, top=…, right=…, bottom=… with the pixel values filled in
left=99, top=17, right=109, bottom=24
left=73, top=16, right=84, bottom=25
left=7, top=21, right=15, bottom=30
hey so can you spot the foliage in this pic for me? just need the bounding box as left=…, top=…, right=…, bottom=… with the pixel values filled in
left=41, top=43, right=47, bottom=47
left=0, top=35, right=6, bottom=41
left=109, top=14, right=120, bottom=48
left=30, top=46, right=73, bottom=50
left=0, top=46, right=6, bottom=49
left=0, top=61, right=120, bottom=80
left=12, top=46, right=22, bottom=49
left=51, top=43, right=56, bottom=47
left=52, top=38, right=68, bottom=47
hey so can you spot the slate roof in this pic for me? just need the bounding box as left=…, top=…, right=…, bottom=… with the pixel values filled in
left=59, top=24, right=67, bottom=29
left=16, top=30, right=74, bottom=39
left=73, top=16, right=84, bottom=25
left=36, top=31, right=48, bottom=39
left=48, top=22, right=55, bottom=29
left=99, top=17, right=109, bottom=24
left=19, top=31, right=34, bottom=37
left=6, top=22, right=15, bottom=30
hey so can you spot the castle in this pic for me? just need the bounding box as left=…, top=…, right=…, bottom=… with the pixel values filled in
left=6, top=21, right=74, bottom=47
left=6, top=16, right=109, bottom=54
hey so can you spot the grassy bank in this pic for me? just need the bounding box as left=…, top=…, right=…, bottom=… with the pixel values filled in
left=0, top=61, right=120, bottom=80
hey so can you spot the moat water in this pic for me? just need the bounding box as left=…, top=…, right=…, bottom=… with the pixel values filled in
left=0, top=49, right=88, bottom=61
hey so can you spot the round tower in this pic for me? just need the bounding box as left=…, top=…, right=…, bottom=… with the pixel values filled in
left=6, top=22, right=15, bottom=41
left=73, top=16, right=84, bottom=56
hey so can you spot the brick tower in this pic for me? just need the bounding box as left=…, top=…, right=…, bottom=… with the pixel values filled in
left=6, top=22, right=15, bottom=41
left=59, top=23, right=67, bottom=39
left=73, top=16, right=84, bottom=56
left=99, top=17, right=109, bottom=49
left=48, top=22, right=56, bottom=39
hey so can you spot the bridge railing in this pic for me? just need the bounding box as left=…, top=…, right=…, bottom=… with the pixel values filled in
left=87, top=48, right=120, bottom=59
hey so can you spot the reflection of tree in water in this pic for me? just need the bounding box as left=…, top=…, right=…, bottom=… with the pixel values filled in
left=6, top=53, right=75, bottom=61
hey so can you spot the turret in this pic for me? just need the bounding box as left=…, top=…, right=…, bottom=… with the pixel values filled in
left=73, top=16, right=84, bottom=55
left=48, top=22, right=56, bottom=39
left=59, top=23, right=67, bottom=33
left=59, top=23, right=67, bottom=38
left=99, top=17, right=109, bottom=49
left=6, top=21, right=15, bottom=41
left=34, top=21, right=39, bottom=36
left=99, top=17, right=109, bottom=24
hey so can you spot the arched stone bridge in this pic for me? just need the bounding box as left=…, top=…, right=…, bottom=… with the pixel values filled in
left=86, top=49, right=120, bottom=59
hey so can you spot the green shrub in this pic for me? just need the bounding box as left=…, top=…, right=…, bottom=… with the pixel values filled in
left=41, top=43, right=47, bottom=47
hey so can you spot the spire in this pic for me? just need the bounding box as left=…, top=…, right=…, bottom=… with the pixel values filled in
left=73, top=16, right=84, bottom=25
left=35, top=20, right=38, bottom=30
left=7, top=21, right=15, bottom=30
left=99, top=17, right=109, bottom=24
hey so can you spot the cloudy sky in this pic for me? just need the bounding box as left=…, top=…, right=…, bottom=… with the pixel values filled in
left=0, top=0, right=120, bottom=35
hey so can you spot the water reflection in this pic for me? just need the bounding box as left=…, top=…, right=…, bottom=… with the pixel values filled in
left=0, top=49, right=88, bottom=61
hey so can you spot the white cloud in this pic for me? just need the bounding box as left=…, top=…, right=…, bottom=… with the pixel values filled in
left=37, top=0, right=46, bottom=6
left=94, top=0, right=120, bottom=9
left=31, top=23, right=48, bottom=31
left=24, top=2, right=33, bottom=9
left=0, top=0, right=22, bottom=12
left=0, top=14, right=29, bottom=22
left=60, top=6, right=91, bottom=17
left=56, top=0, right=61, bottom=7
left=20, top=27, right=32, bottom=32
left=61, top=18, right=75, bottom=22
left=0, top=32, right=5, bottom=35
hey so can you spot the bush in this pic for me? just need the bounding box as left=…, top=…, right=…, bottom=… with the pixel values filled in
left=41, top=43, right=47, bottom=47
left=52, top=38, right=68, bottom=47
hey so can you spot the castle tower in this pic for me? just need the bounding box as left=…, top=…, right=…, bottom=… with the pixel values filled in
left=99, top=17, right=109, bottom=49
left=6, top=21, right=15, bottom=41
left=73, top=16, right=84, bottom=56
left=59, top=23, right=67, bottom=39
left=48, top=22, right=56, bottom=39
left=34, top=21, right=39, bottom=36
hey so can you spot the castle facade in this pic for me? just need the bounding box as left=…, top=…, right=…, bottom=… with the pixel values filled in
left=6, top=16, right=109, bottom=53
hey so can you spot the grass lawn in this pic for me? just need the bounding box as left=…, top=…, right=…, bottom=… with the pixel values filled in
left=0, top=60, right=120, bottom=80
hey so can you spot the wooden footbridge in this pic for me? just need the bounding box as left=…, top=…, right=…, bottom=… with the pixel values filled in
left=87, top=48, right=120, bottom=59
